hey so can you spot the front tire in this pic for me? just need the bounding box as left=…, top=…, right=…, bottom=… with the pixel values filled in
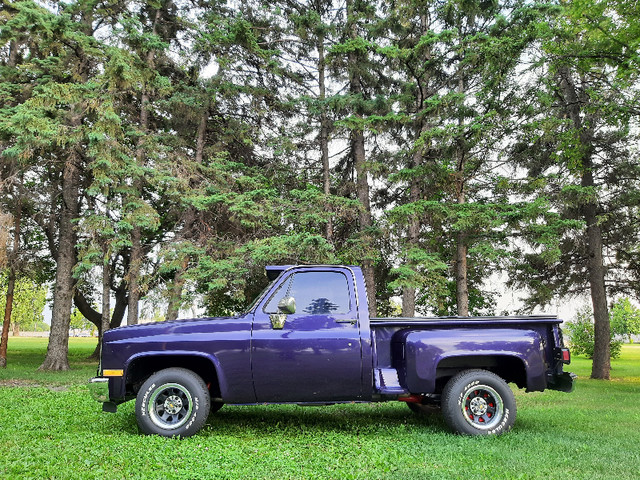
left=441, top=369, right=516, bottom=436
left=136, top=367, right=210, bottom=438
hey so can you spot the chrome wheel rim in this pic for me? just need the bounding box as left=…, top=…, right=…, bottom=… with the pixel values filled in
left=148, top=383, right=193, bottom=430
left=461, top=384, right=504, bottom=430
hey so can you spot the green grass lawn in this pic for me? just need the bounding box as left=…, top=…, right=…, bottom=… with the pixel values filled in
left=1, top=338, right=639, bottom=479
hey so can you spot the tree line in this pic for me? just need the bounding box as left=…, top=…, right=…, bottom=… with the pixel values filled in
left=1, top=0, right=638, bottom=379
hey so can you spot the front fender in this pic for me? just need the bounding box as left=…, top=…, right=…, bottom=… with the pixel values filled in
left=112, top=350, right=230, bottom=401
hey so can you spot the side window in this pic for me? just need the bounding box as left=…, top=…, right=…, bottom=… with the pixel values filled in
left=263, top=271, right=351, bottom=315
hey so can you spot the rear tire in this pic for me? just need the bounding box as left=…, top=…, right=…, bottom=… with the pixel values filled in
left=441, top=369, right=516, bottom=436
left=135, top=367, right=210, bottom=438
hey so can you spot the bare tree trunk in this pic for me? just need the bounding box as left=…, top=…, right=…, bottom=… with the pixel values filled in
left=585, top=187, right=610, bottom=379
left=40, top=149, right=81, bottom=371
left=455, top=231, right=469, bottom=316
left=346, top=0, right=376, bottom=317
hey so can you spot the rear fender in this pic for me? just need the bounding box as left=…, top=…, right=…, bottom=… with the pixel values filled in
left=397, top=328, right=547, bottom=393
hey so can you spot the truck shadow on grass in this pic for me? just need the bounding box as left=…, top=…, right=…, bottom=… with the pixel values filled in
left=113, top=403, right=450, bottom=438
left=102, top=402, right=449, bottom=437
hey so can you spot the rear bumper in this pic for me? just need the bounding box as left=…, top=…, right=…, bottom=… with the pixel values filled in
left=547, top=372, right=576, bottom=393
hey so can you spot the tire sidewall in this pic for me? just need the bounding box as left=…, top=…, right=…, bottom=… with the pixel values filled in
left=136, top=367, right=211, bottom=438
left=442, top=369, right=516, bottom=436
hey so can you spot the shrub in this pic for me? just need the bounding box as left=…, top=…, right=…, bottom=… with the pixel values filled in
left=564, top=306, right=622, bottom=360
left=610, top=298, right=640, bottom=344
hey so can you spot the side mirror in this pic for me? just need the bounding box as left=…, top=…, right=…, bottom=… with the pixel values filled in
left=270, top=296, right=296, bottom=330
left=277, top=296, right=296, bottom=315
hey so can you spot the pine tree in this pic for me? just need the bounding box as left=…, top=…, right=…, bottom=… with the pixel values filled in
left=509, top=0, right=640, bottom=379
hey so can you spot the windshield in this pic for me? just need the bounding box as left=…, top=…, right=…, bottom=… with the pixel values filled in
left=243, top=280, right=276, bottom=314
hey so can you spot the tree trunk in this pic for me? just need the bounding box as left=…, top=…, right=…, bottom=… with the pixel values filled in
left=166, top=104, right=208, bottom=321
left=40, top=149, right=81, bottom=371
left=401, top=12, right=431, bottom=318
left=127, top=7, right=162, bottom=326
left=455, top=231, right=469, bottom=316
left=97, top=245, right=111, bottom=355
left=166, top=259, right=187, bottom=321
left=127, top=225, right=142, bottom=325
left=346, top=0, right=376, bottom=317
left=455, top=143, right=469, bottom=316
left=0, top=267, right=16, bottom=367
left=557, top=66, right=610, bottom=379
left=317, top=29, right=332, bottom=242
left=1, top=196, right=21, bottom=366
left=40, top=8, right=94, bottom=371
left=454, top=69, right=469, bottom=317
left=402, top=147, right=422, bottom=318
left=0, top=40, right=23, bottom=368
left=583, top=170, right=610, bottom=379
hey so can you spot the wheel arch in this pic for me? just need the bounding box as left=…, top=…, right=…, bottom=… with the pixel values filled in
left=402, top=328, right=547, bottom=394
left=124, top=352, right=225, bottom=400
left=434, top=354, right=527, bottom=393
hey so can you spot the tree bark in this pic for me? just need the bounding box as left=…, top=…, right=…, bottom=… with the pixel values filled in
left=166, top=259, right=187, bottom=321
left=0, top=266, right=16, bottom=367
left=584, top=176, right=610, bottom=379
left=127, top=225, right=142, bottom=325
left=98, top=244, right=111, bottom=352
left=39, top=148, right=81, bottom=371
left=1, top=191, right=21, bottom=366
left=454, top=139, right=469, bottom=316
left=346, top=0, right=376, bottom=317
left=454, top=67, right=469, bottom=317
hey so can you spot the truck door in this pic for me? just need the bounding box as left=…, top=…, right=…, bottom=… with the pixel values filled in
left=251, top=268, right=363, bottom=402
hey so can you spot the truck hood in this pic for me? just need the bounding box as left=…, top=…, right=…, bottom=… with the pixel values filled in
left=103, top=315, right=243, bottom=343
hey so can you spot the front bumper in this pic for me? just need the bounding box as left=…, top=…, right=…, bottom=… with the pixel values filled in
left=88, top=377, right=109, bottom=403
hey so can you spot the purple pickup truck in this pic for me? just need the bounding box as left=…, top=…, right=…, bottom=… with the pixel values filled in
left=89, top=264, right=574, bottom=437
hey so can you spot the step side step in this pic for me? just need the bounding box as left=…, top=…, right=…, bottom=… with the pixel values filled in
left=375, top=368, right=408, bottom=394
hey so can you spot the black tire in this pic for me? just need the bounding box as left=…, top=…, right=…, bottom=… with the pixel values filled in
left=441, top=369, right=516, bottom=436
left=136, top=367, right=210, bottom=438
